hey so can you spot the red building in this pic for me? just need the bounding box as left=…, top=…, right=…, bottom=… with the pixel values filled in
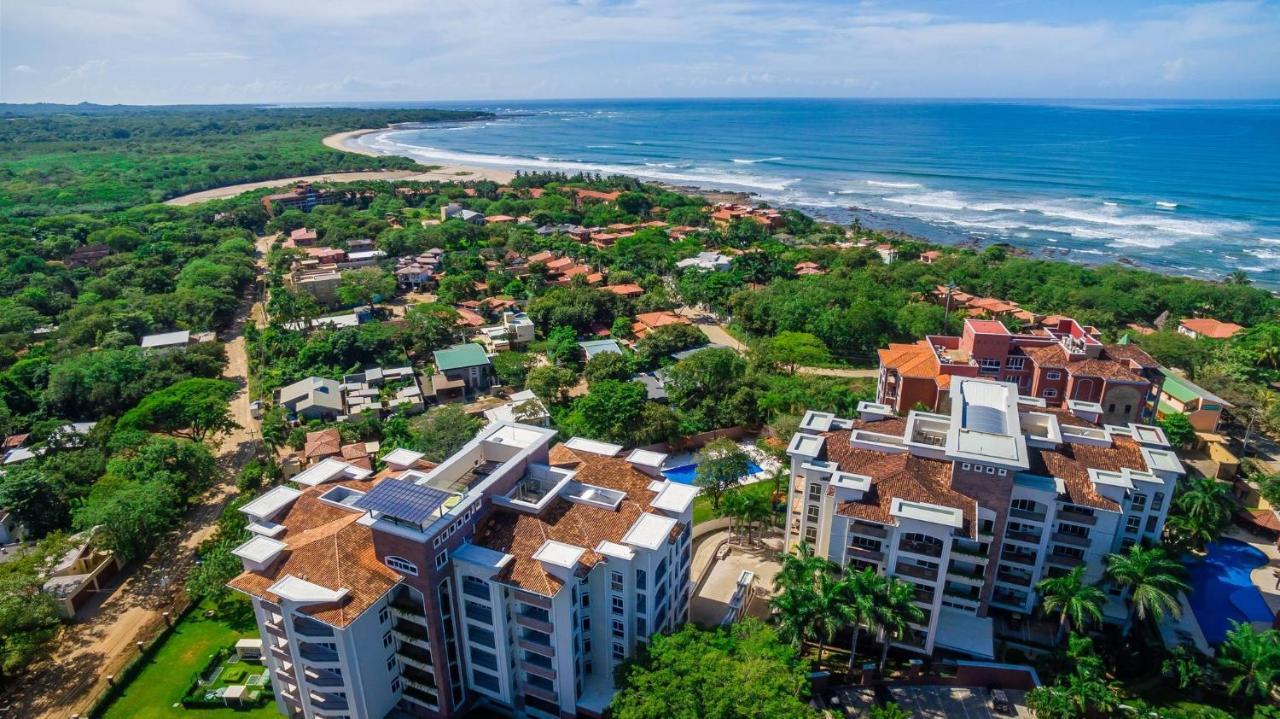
left=878, top=317, right=1163, bottom=426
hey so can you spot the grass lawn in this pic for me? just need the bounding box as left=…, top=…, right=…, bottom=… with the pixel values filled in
left=692, top=478, right=781, bottom=525
left=101, top=602, right=277, bottom=719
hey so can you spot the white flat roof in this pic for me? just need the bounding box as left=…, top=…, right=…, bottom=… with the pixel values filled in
left=788, top=433, right=825, bottom=458
left=232, top=535, right=287, bottom=564
left=650, top=481, right=699, bottom=514
left=933, top=607, right=995, bottom=659
left=622, top=513, right=678, bottom=550
left=140, top=330, right=189, bottom=347
left=267, top=575, right=349, bottom=604
left=293, top=457, right=372, bottom=487
left=564, top=437, right=624, bottom=457
left=595, top=540, right=636, bottom=561
left=382, top=448, right=425, bottom=469
left=240, top=485, right=302, bottom=520
left=891, top=499, right=964, bottom=528
left=627, top=449, right=667, bottom=467
left=532, top=540, right=586, bottom=569
left=452, top=542, right=512, bottom=571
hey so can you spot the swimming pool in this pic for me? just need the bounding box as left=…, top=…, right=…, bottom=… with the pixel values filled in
left=662, top=461, right=763, bottom=486
left=1183, top=538, right=1274, bottom=645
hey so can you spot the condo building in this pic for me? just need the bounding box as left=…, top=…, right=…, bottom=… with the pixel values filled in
left=786, top=376, right=1184, bottom=660
left=229, top=423, right=696, bottom=719
left=877, top=317, right=1164, bottom=427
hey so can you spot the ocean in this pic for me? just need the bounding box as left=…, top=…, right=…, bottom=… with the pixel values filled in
left=349, top=99, right=1280, bottom=287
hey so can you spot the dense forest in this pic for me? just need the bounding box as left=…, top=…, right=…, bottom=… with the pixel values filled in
left=0, top=105, right=487, bottom=217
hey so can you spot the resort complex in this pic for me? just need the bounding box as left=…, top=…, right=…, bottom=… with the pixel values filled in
left=229, top=423, right=695, bottom=719
left=786, top=375, right=1183, bottom=657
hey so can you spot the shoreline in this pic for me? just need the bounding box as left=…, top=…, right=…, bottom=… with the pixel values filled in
left=321, top=128, right=384, bottom=157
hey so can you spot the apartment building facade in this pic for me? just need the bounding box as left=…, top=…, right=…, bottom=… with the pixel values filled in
left=877, top=317, right=1164, bottom=427
left=787, top=376, right=1183, bottom=660
left=229, top=424, right=695, bottom=719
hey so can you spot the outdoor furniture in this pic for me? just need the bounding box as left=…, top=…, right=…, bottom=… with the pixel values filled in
left=990, top=688, right=1014, bottom=715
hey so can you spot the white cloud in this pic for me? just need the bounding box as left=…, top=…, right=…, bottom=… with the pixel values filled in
left=11, top=65, right=35, bottom=74
left=0, top=0, right=1276, bottom=102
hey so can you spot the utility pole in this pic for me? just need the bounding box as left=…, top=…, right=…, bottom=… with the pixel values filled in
left=943, top=281, right=957, bottom=335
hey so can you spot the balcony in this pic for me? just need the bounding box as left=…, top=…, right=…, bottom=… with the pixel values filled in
left=292, top=617, right=334, bottom=639
left=1004, top=529, right=1041, bottom=545
left=394, top=619, right=431, bottom=642
left=850, top=522, right=888, bottom=538
left=946, top=563, right=986, bottom=584
left=396, top=641, right=434, bottom=667
left=522, top=683, right=559, bottom=704
left=943, top=585, right=981, bottom=602
left=521, top=658, right=557, bottom=681
left=515, top=611, right=555, bottom=635
left=308, top=691, right=349, bottom=712
left=270, top=643, right=292, bottom=661
left=1047, top=553, right=1084, bottom=569
left=1052, top=531, right=1090, bottom=548
left=518, top=637, right=555, bottom=658
left=1000, top=552, right=1036, bottom=567
left=297, top=643, right=339, bottom=664
left=845, top=546, right=885, bottom=563
left=1009, top=508, right=1047, bottom=523
left=894, top=563, right=939, bottom=582
left=303, top=667, right=344, bottom=688
left=402, top=684, right=440, bottom=708
left=898, top=538, right=943, bottom=558
left=996, top=571, right=1033, bottom=587
left=402, top=665, right=438, bottom=690
left=392, top=594, right=426, bottom=614
left=264, top=617, right=287, bottom=636
left=1058, top=509, right=1097, bottom=526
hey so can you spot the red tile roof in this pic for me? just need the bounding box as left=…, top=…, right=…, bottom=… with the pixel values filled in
left=305, top=428, right=342, bottom=459
left=1179, top=318, right=1244, bottom=339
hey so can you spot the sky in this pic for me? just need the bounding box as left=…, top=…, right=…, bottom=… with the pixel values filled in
left=2, top=0, right=1279, bottom=104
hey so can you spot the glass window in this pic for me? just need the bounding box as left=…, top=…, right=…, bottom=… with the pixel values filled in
left=610, top=571, right=624, bottom=591
left=472, top=669, right=499, bottom=692
left=385, top=556, right=418, bottom=576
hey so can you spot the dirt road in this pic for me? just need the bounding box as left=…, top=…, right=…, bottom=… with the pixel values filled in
left=5, top=241, right=270, bottom=719
left=676, top=306, right=877, bottom=378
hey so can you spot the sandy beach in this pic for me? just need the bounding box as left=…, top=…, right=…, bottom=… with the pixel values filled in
left=163, top=130, right=516, bottom=206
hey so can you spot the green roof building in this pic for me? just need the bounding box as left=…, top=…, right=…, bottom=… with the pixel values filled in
left=432, top=343, right=492, bottom=397
left=1157, top=368, right=1232, bottom=433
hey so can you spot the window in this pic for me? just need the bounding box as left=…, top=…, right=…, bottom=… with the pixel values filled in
left=610, top=571, right=624, bottom=592
left=1046, top=370, right=1062, bottom=380
left=1146, top=515, right=1158, bottom=533
left=611, top=595, right=625, bottom=615
left=385, top=556, right=419, bottom=576
left=1152, top=492, right=1165, bottom=512
left=806, top=505, right=820, bottom=522
left=960, top=463, right=970, bottom=471
left=998, top=469, right=1007, bottom=476
left=807, top=482, right=822, bottom=500
left=1125, top=515, right=1141, bottom=533
left=805, top=527, right=818, bottom=543
left=472, top=669, right=499, bottom=692
left=848, top=535, right=881, bottom=552
left=985, top=466, right=995, bottom=474
left=612, top=642, right=625, bottom=660
left=470, top=647, right=498, bottom=671
left=979, top=358, right=1001, bottom=374
left=612, top=619, right=625, bottom=638
left=1043, top=388, right=1059, bottom=399
left=636, top=617, right=647, bottom=636
left=1107, top=403, right=1117, bottom=413
left=465, top=600, right=493, bottom=624
left=1121, top=538, right=1136, bottom=549
left=387, top=655, right=397, bottom=671
left=636, top=569, right=647, bottom=589
left=467, top=625, right=496, bottom=648
left=581, top=592, right=590, bottom=608
left=392, top=678, right=401, bottom=693
left=383, top=631, right=394, bottom=648
left=434, top=552, right=448, bottom=570
left=1011, top=499, right=1041, bottom=514
left=1130, top=493, right=1147, bottom=512
left=379, top=607, right=390, bottom=624
left=1006, top=356, right=1026, bottom=370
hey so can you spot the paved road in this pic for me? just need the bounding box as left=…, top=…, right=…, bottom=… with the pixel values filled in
left=5, top=238, right=270, bottom=719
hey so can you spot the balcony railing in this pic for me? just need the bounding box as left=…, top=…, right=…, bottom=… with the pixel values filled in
left=897, top=538, right=944, bottom=558
left=1009, top=508, right=1047, bottom=523
left=1051, top=531, right=1090, bottom=548
left=402, top=685, right=440, bottom=708
left=996, top=571, right=1033, bottom=587
left=942, top=586, right=981, bottom=602
left=894, top=563, right=939, bottom=582
left=402, top=665, right=437, bottom=689
left=845, top=546, right=885, bottom=563
left=396, top=641, right=433, bottom=666
left=292, top=618, right=334, bottom=639
left=850, top=522, right=888, bottom=538
left=515, top=611, right=555, bottom=634
left=518, top=637, right=555, bottom=658
left=297, top=644, right=339, bottom=664
left=1047, top=553, right=1084, bottom=569
left=521, top=658, right=557, bottom=681
left=1057, top=509, right=1097, bottom=526
left=392, top=594, right=426, bottom=613
left=1004, top=529, right=1041, bottom=545
left=1000, top=552, right=1036, bottom=567
left=947, top=563, right=986, bottom=581
left=394, top=619, right=431, bottom=642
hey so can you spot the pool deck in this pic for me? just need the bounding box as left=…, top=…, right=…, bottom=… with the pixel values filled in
left=662, top=439, right=781, bottom=487
left=1225, top=527, right=1280, bottom=628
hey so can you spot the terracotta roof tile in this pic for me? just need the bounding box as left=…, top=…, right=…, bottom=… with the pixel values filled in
left=878, top=342, right=939, bottom=379
left=304, top=428, right=342, bottom=458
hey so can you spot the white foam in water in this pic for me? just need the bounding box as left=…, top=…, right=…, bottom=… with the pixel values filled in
left=1155, top=201, right=1179, bottom=209
left=866, top=180, right=924, bottom=189
left=731, top=157, right=783, bottom=164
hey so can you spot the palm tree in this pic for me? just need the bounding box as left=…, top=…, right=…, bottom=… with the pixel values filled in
left=843, top=568, right=884, bottom=673
left=874, top=576, right=925, bottom=671
left=740, top=491, right=773, bottom=545
left=1176, top=476, right=1233, bottom=527
left=1036, top=565, right=1105, bottom=644
left=1105, top=545, right=1189, bottom=634
left=771, top=543, right=829, bottom=650
left=1216, top=622, right=1280, bottom=702
left=718, top=489, right=749, bottom=544
left=811, top=571, right=856, bottom=667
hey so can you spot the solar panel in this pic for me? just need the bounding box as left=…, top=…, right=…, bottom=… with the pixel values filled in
left=353, top=479, right=451, bottom=525
left=966, top=405, right=1006, bottom=435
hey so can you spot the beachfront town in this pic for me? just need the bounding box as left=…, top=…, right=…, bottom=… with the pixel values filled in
left=4, top=169, right=1280, bottom=719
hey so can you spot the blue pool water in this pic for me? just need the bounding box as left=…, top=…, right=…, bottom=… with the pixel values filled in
left=1184, top=538, right=1274, bottom=645
left=662, top=461, right=763, bottom=486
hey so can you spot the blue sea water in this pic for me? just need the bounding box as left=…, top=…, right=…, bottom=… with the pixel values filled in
left=353, top=99, right=1280, bottom=287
